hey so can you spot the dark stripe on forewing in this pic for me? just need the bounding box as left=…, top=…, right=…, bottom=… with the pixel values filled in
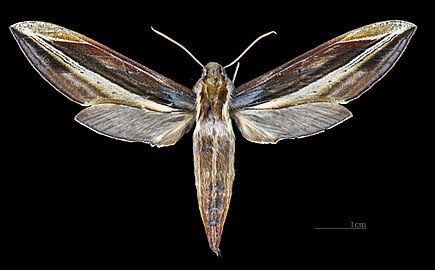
left=231, top=38, right=376, bottom=108
left=50, top=40, right=196, bottom=110
left=11, top=29, right=105, bottom=102
left=326, top=27, right=415, bottom=102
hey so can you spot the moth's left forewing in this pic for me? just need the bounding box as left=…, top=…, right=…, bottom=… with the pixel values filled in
left=231, top=20, right=416, bottom=143
left=10, top=21, right=196, bottom=111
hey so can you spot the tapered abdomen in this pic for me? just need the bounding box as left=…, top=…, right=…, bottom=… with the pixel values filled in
left=193, top=120, right=235, bottom=255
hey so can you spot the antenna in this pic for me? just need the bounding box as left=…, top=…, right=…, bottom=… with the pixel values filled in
left=151, top=26, right=204, bottom=68
left=224, top=31, right=277, bottom=69
left=232, top=62, right=240, bottom=82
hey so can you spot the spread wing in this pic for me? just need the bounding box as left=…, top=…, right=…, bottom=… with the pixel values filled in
left=10, top=21, right=196, bottom=147
left=231, top=20, right=416, bottom=143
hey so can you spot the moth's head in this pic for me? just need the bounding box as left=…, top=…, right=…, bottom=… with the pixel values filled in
left=193, top=62, right=234, bottom=99
left=202, top=62, right=229, bottom=87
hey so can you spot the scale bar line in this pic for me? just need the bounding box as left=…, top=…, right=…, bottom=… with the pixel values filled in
left=315, top=227, right=367, bottom=230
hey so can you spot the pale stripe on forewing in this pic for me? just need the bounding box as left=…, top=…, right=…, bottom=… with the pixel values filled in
left=249, top=31, right=396, bottom=110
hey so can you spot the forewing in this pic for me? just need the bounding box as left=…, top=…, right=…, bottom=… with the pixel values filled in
left=10, top=21, right=196, bottom=112
left=232, top=20, right=416, bottom=143
left=232, top=20, right=416, bottom=110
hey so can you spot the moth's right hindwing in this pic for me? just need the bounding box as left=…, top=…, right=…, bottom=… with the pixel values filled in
left=231, top=20, right=416, bottom=143
left=233, top=103, right=352, bottom=143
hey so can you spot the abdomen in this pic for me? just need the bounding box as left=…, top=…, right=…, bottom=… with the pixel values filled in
left=193, top=119, right=235, bottom=255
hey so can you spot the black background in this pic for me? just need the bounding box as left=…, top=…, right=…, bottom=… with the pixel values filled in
left=1, top=1, right=428, bottom=267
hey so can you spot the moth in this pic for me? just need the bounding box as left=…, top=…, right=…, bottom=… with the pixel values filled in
left=10, top=20, right=416, bottom=255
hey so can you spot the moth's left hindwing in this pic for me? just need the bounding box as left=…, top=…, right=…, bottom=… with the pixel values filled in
left=10, top=21, right=196, bottom=146
left=231, top=20, right=416, bottom=143
left=76, top=104, right=195, bottom=147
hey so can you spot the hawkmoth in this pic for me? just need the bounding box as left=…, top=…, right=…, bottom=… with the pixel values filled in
left=10, top=20, right=416, bottom=255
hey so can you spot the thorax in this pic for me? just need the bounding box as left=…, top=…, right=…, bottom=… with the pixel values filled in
left=193, top=62, right=234, bottom=125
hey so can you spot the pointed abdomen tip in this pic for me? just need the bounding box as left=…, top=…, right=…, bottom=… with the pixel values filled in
left=212, top=248, right=222, bottom=257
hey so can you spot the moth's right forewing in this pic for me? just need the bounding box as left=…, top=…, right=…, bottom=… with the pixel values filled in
left=232, top=20, right=416, bottom=109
